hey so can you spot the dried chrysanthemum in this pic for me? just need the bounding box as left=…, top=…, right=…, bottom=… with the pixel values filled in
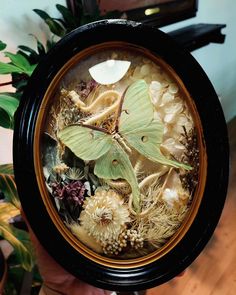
left=79, top=189, right=130, bottom=242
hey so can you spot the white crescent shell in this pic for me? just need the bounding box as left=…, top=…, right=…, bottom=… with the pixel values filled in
left=89, top=59, right=131, bottom=85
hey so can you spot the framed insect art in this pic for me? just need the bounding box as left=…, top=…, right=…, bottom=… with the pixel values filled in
left=13, top=20, right=229, bottom=291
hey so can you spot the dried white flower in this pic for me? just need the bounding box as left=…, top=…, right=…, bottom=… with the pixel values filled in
left=150, top=81, right=162, bottom=92
left=162, top=188, right=179, bottom=207
left=79, top=189, right=130, bottom=242
left=53, top=163, right=69, bottom=174
left=168, top=83, right=179, bottom=94
left=140, top=64, right=151, bottom=76
left=161, top=138, right=185, bottom=157
left=65, top=167, right=84, bottom=180
left=172, top=114, right=193, bottom=134
left=162, top=92, right=174, bottom=105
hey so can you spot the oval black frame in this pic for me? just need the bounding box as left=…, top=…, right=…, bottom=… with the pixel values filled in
left=13, top=20, right=229, bottom=291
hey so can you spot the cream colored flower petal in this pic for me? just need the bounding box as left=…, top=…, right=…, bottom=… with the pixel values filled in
left=150, top=82, right=163, bottom=106
left=168, top=83, right=179, bottom=94
left=140, top=64, right=151, bottom=76
left=164, top=102, right=183, bottom=115
left=152, top=91, right=163, bottom=107
left=161, top=138, right=185, bottom=157
left=162, top=188, right=179, bottom=207
left=162, top=92, right=174, bottom=105
left=150, top=81, right=162, bottom=93
left=89, top=60, right=131, bottom=85
left=161, top=80, right=169, bottom=87
left=173, top=114, right=193, bottom=134
left=164, top=113, right=176, bottom=123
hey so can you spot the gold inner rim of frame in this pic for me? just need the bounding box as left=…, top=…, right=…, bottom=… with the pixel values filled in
left=34, top=41, right=207, bottom=269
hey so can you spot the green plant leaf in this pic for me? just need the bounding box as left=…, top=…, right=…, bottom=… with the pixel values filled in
left=0, top=223, right=34, bottom=271
left=0, top=40, right=7, bottom=51
left=11, top=73, right=29, bottom=93
left=33, top=9, right=65, bottom=37
left=11, top=92, right=22, bottom=101
left=0, top=93, right=19, bottom=130
left=4, top=52, right=35, bottom=76
left=0, top=202, right=20, bottom=223
left=46, top=39, right=56, bottom=51
left=3, top=264, right=24, bottom=295
left=28, top=34, right=46, bottom=56
left=33, top=9, right=51, bottom=21
left=56, top=4, right=78, bottom=28
left=18, top=45, right=38, bottom=56
left=0, top=163, right=14, bottom=175
left=0, top=108, right=11, bottom=129
left=36, top=39, right=46, bottom=56
left=5, top=52, right=30, bottom=70
left=0, top=164, right=20, bottom=209
left=18, top=44, right=40, bottom=64
left=0, top=62, right=24, bottom=75
left=45, top=18, right=65, bottom=37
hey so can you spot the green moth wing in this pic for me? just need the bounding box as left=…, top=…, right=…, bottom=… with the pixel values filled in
left=58, top=124, right=141, bottom=211
left=94, top=141, right=141, bottom=212
left=58, top=125, right=112, bottom=161
left=119, top=79, right=153, bottom=134
left=119, top=80, right=191, bottom=170
left=125, top=119, right=191, bottom=170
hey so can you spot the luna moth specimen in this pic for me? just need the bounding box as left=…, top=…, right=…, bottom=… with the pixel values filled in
left=58, top=80, right=191, bottom=212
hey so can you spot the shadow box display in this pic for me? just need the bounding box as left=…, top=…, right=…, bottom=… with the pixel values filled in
left=13, top=20, right=229, bottom=291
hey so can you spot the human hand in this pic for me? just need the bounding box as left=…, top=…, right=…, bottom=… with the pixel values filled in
left=24, top=216, right=111, bottom=295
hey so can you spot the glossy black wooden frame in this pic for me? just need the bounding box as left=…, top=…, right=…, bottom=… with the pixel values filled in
left=13, top=20, right=229, bottom=291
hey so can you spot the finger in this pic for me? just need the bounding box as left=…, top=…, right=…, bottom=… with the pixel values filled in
left=21, top=210, right=112, bottom=295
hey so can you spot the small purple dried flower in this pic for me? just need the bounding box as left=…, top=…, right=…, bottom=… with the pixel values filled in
left=76, top=80, right=97, bottom=99
left=51, top=180, right=85, bottom=206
